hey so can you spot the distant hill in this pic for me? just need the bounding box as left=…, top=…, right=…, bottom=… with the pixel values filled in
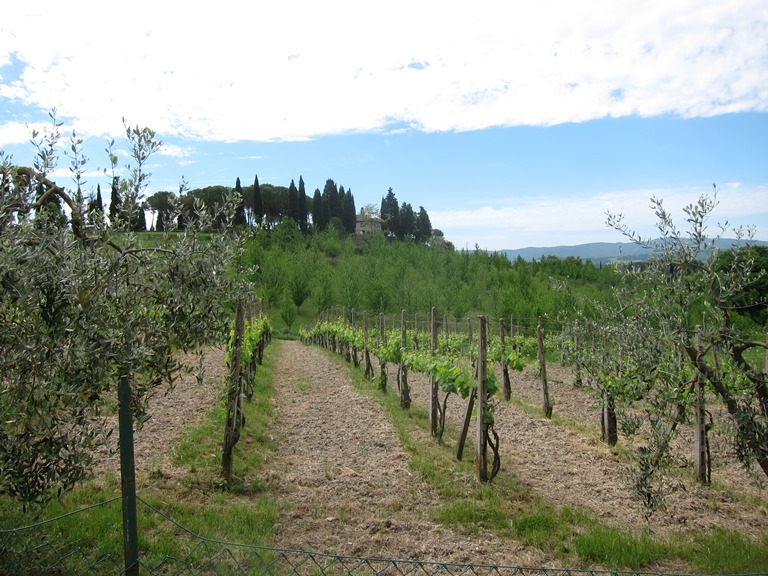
left=501, top=239, right=768, bottom=264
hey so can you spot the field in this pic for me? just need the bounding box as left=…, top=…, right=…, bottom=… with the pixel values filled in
left=90, top=338, right=768, bottom=573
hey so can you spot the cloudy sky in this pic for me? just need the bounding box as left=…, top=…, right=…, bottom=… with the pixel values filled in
left=1, top=1, right=767, bottom=249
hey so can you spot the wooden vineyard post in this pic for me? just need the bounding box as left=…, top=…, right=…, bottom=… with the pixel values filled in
left=537, top=316, right=553, bottom=418
left=467, top=317, right=473, bottom=353
left=349, top=308, right=357, bottom=366
left=693, top=326, right=709, bottom=484
left=430, top=307, right=439, bottom=437
left=364, top=311, right=374, bottom=379
left=500, top=318, right=511, bottom=401
left=222, top=300, right=245, bottom=482
left=574, top=321, right=583, bottom=387
left=378, top=313, right=387, bottom=392
left=476, top=316, right=489, bottom=482
left=400, top=309, right=411, bottom=409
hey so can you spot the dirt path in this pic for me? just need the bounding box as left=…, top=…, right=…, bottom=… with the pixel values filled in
left=262, top=340, right=549, bottom=566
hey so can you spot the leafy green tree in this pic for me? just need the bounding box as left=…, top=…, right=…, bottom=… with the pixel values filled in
left=280, top=299, right=298, bottom=328
left=711, top=245, right=768, bottom=326
left=146, top=190, right=175, bottom=232
left=0, top=120, right=241, bottom=506
left=260, top=183, right=288, bottom=229
left=596, top=192, right=768, bottom=489
left=288, top=256, right=313, bottom=312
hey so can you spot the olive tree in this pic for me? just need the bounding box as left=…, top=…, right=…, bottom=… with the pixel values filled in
left=0, top=113, right=242, bottom=505
left=576, top=190, right=768, bottom=513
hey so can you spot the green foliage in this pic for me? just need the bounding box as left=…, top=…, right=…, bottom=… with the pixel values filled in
left=572, top=526, right=668, bottom=568
left=226, top=315, right=272, bottom=369
left=0, top=118, right=243, bottom=506
left=566, top=190, right=768, bottom=512
left=238, top=217, right=619, bottom=326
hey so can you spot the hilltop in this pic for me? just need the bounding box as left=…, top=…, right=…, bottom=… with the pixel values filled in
left=501, top=238, right=768, bottom=264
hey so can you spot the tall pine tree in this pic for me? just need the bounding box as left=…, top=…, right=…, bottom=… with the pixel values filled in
left=109, top=176, right=121, bottom=227
left=298, top=176, right=308, bottom=233
left=253, top=174, right=264, bottom=228
left=398, top=202, right=415, bottom=240
left=342, top=188, right=356, bottom=234
left=287, top=179, right=299, bottom=225
left=87, top=184, right=104, bottom=226
left=416, top=206, right=432, bottom=242
left=311, top=189, right=325, bottom=231
left=234, top=177, right=247, bottom=226
left=323, top=179, right=340, bottom=221
left=380, top=187, right=399, bottom=238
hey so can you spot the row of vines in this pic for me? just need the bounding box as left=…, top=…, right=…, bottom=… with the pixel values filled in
left=223, top=298, right=273, bottom=481
left=299, top=308, right=561, bottom=483
left=299, top=296, right=768, bottom=520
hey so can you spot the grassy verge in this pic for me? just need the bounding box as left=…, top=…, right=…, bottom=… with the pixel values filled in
left=4, top=340, right=767, bottom=574
left=325, top=346, right=768, bottom=574
left=0, top=340, right=281, bottom=573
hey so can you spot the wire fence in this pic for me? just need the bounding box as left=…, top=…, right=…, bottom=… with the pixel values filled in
left=1, top=495, right=710, bottom=576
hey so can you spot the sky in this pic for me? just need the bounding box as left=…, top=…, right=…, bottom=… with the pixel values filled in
left=1, top=1, right=767, bottom=250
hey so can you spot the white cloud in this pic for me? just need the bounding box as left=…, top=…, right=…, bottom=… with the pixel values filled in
left=432, top=184, right=768, bottom=250
left=159, top=144, right=193, bottom=158
left=1, top=0, right=766, bottom=143
left=49, top=169, right=106, bottom=180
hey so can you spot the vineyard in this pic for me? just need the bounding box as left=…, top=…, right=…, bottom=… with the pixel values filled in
left=2, top=118, right=768, bottom=573
left=298, top=308, right=768, bottom=541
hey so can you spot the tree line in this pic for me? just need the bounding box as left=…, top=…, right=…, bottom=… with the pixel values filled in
left=77, top=174, right=433, bottom=242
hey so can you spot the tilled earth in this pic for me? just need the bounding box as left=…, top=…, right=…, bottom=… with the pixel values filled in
left=262, top=340, right=549, bottom=566
left=94, top=339, right=768, bottom=567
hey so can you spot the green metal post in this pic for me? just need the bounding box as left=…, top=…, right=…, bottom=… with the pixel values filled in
left=119, top=374, right=140, bottom=575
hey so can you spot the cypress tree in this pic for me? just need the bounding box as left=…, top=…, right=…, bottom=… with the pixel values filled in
left=416, top=206, right=432, bottom=242
left=234, top=177, right=246, bottom=226
left=288, top=179, right=299, bottom=225
left=323, top=179, right=340, bottom=220
left=253, top=174, right=264, bottom=227
left=87, top=184, right=104, bottom=225
left=380, top=187, right=399, bottom=238
left=342, top=188, right=356, bottom=234
left=109, top=176, right=121, bottom=227
left=298, top=176, right=308, bottom=233
left=95, top=184, right=104, bottom=214
left=311, top=189, right=324, bottom=231
left=398, top=202, right=415, bottom=240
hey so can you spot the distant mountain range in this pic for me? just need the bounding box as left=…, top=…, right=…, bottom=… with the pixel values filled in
left=500, top=239, right=768, bottom=264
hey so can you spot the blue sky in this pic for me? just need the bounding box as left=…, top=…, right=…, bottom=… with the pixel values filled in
left=1, top=1, right=767, bottom=250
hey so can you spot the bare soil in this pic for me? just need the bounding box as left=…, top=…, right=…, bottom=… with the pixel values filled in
left=93, top=339, right=768, bottom=567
